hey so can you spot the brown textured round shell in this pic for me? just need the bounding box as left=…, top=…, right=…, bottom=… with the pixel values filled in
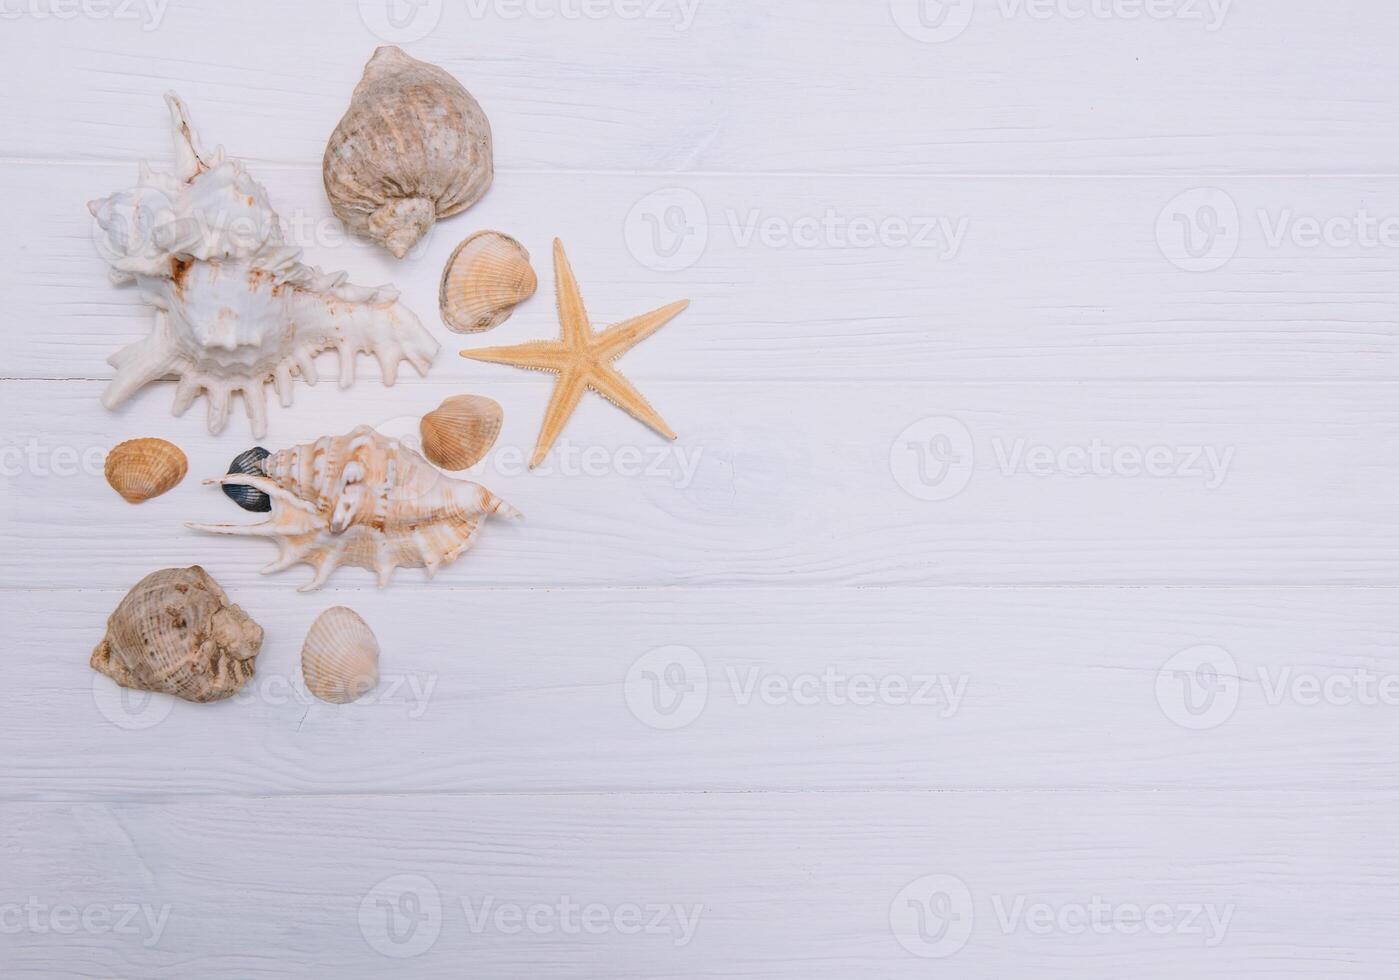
left=104, top=437, right=188, bottom=503
left=323, top=46, right=494, bottom=258
left=90, top=566, right=263, bottom=703
left=420, top=394, right=503, bottom=470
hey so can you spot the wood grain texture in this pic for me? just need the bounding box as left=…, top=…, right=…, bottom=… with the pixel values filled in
left=2, top=1, right=1396, bottom=976
left=1, top=792, right=1395, bottom=977
left=2, top=0, right=1398, bottom=175
left=11, top=162, right=1399, bottom=383
left=2, top=587, right=1395, bottom=800
left=0, top=379, right=1394, bottom=588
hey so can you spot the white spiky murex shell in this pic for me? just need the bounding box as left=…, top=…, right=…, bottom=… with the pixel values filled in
left=324, top=46, right=494, bottom=259
left=88, top=93, right=441, bottom=438
left=191, top=426, right=521, bottom=591
left=302, top=607, right=380, bottom=704
left=91, top=566, right=264, bottom=703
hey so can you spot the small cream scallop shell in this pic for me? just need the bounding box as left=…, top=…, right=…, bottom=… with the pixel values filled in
left=420, top=394, right=504, bottom=471
left=302, top=607, right=380, bottom=704
left=104, top=438, right=188, bottom=503
left=439, top=231, right=536, bottom=333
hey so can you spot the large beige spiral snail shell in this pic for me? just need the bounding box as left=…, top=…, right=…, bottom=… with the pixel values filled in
left=323, top=46, right=494, bottom=258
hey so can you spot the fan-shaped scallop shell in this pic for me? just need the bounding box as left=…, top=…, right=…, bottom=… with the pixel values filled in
left=105, top=438, right=188, bottom=503
left=302, top=607, right=380, bottom=704
left=440, top=232, right=536, bottom=333
left=420, top=395, right=503, bottom=471
left=324, top=46, right=494, bottom=258
left=91, top=566, right=263, bottom=703
left=192, top=426, right=521, bottom=591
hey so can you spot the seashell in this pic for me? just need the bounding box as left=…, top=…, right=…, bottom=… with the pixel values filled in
left=302, top=607, right=380, bottom=704
left=192, top=425, right=521, bottom=591
left=223, top=446, right=272, bottom=512
left=439, top=231, right=536, bottom=333
left=324, top=46, right=494, bottom=259
left=91, top=566, right=263, bottom=703
left=104, top=437, right=187, bottom=503
left=88, top=92, right=439, bottom=438
left=420, top=395, right=503, bottom=471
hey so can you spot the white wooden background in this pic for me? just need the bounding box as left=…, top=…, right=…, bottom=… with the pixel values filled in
left=2, top=0, right=1397, bottom=976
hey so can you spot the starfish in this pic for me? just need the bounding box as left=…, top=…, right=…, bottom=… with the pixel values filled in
left=460, top=238, right=689, bottom=468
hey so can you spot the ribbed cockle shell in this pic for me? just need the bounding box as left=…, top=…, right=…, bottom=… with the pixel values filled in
left=420, top=394, right=503, bottom=471
left=104, top=437, right=188, bottom=503
left=191, top=426, right=521, bottom=591
left=440, top=231, right=536, bottom=333
left=91, top=566, right=263, bottom=703
left=324, top=46, right=494, bottom=258
left=302, top=607, right=380, bottom=704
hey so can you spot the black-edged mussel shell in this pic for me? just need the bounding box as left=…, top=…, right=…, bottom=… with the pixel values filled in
left=223, top=447, right=271, bottom=512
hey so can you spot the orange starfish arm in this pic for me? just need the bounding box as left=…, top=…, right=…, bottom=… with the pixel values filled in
left=531, top=368, right=589, bottom=468
left=460, top=339, right=572, bottom=374
left=592, top=300, right=691, bottom=361
left=587, top=363, right=677, bottom=441
left=553, top=239, right=592, bottom=349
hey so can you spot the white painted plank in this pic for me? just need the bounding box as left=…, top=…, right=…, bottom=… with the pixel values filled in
left=2, top=587, right=1395, bottom=798
left=0, top=791, right=1393, bottom=977
left=0, top=378, right=1393, bottom=588
left=11, top=162, right=1399, bottom=384
left=2, top=0, right=1398, bottom=175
